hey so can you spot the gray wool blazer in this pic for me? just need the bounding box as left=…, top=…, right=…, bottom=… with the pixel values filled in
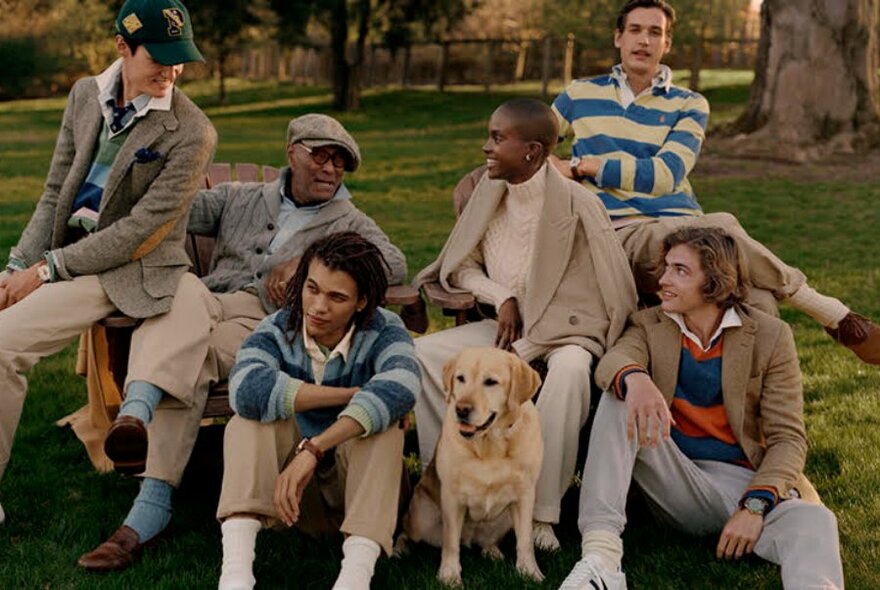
left=11, top=76, right=217, bottom=318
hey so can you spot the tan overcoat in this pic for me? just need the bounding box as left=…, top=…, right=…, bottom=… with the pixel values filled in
left=414, top=164, right=637, bottom=361
left=595, top=304, right=820, bottom=503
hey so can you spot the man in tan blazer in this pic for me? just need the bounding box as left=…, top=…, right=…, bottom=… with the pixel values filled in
left=413, top=98, right=637, bottom=550
left=559, top=227, right=843, bottom=590
left=0, top=0, right=215, bottom=529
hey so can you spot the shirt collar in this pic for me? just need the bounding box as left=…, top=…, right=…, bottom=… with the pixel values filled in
left=95, top=58, right=173, bottom=135
left=302, top=321, right=355, bottom=364
left=280, top=167, right=352, bottom=208
left=664, top=306, right=742, bottom=352
left=610, top=63, right=672, bottom=94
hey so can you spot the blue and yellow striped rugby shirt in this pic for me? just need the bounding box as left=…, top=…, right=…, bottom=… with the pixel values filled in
left=553, top=73, right=710, bottom=221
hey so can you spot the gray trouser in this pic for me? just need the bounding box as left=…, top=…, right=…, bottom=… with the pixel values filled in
left=415, top=320, right=593, bottom=523
left=579, top=392, right=844, bottom=589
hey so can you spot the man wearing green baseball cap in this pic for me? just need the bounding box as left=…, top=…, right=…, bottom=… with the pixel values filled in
left=0, top=0, right=216, bottom=555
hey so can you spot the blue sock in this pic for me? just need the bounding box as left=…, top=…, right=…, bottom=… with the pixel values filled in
left=123, top=477, right=173, bottom=543
left=119, top=381, right=165, bottom=425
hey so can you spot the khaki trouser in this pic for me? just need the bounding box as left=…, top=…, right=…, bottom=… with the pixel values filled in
left=414, top=320, right=592, bottom=523
left=217, top=415, right=405, bottom=556
left=579, top=393, right=844, bottom=589
left=0, top=276, right=118, bottom=482
left=133, top=279, right=265, bottom=487
left=617, top=213, right=805, bottom=313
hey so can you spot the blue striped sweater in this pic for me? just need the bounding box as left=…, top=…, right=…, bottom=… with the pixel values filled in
left=552, top=74, right=709, bottom=221
left=229, top=307, right=419, bottom=439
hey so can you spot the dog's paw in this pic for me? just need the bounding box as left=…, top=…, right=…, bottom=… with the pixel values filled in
left=532, top=521, right=561, bottom=551
left=516, top=558, right=545, bottom=583
left=481, top=545, right=503, bottom=560
left=437, top=562, right=463, bottom=587
left=392, top=534, right=409, bottom=558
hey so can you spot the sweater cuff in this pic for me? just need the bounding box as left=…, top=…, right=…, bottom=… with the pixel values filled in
left=6, top=255, right=27, bottom=273
left=339, top=404, right=374, bottom=437
left=277, top=377, right=304, bottom=419
left=42, top=251, right=59, bottom=282
left=613, top=364, right=648, bottom=400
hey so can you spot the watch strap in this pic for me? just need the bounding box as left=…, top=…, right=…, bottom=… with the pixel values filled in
left=296, top=437, right=324, bottom=462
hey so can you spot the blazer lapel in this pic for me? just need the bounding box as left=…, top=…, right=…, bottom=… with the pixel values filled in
left=101, top=103, right=179, bottom=212
left=438, top=176, right=506, bottom=285
left=523, top=167, right=576, bottom=325
left=647, top=312, right=681, bottom=404
left=721, top=312, right=757, bottom=443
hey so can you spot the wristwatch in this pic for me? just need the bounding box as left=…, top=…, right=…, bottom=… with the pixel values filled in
left=37, top=264, right=52, bottom=283
left=295, top=437, right=324, bottom=462
left=740, top=496, right=771, bottom=516
left=569, top=156, right=584, bottom=181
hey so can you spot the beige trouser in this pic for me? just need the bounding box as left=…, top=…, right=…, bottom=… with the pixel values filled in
left=579, top=393, right=844, bottom=589
left=216, top=415, right=405, bottom=556
left=131, top=278, right=266, bottom=487
left=414, top=320, right=593, bottom=523
left=617, top=213, right=806, bottom=313
left=0, top=276, right=118, bottom=482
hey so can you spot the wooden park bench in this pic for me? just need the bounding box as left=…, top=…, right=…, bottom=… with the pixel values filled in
left=99, top=163, right=424, bottom=419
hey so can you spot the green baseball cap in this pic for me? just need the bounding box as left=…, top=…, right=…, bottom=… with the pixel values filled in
left=116, top=0, right=204, bottom=66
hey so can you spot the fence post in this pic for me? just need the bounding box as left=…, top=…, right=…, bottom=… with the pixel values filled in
left=437, top=40, right=450, bottom=92
left=541, top=36, right=552, bottom=101
left=485, top=40, right=495, bottom=92
left=401, top=44, right=411, bottom=87
left=564, top=33, right=575, bottom=86
left=515, top=40, right=528, bottom=81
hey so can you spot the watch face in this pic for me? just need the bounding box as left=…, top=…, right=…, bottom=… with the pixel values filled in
left=744, top=497, right=769, bottom=515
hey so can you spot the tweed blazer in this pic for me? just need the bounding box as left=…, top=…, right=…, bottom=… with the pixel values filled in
left=187, top=171, right=407, bottom=312
left=11, top=75, right=217, bottom=318
left=595, top=304, right=820, bottom=504
left=414, top=163, right=637, bottom=361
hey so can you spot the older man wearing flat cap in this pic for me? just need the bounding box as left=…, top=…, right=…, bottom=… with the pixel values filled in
left=77, top=113, right=407, bottom=571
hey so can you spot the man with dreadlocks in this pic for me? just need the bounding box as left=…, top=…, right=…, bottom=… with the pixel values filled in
left=215, top=232, right=420, bottom=590
left=78, top=113, right=406, bottom=572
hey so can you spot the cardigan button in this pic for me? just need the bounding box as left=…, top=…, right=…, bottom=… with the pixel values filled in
left=256, top=247, right=263, bottom=255
left=568, top=315, right=579, bottom=326
left=267, top=223, right=275, bottom=231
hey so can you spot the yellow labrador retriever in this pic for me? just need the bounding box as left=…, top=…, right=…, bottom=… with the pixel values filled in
left=399, top=347, right=543, bottom=586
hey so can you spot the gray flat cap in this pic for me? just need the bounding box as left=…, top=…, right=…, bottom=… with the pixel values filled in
left=286, top=113, right=361, bottom=172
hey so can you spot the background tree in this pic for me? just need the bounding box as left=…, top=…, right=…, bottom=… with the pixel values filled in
left=731, top=0, right=880, bottom=160
left=189, top=0, right=268, bottom=103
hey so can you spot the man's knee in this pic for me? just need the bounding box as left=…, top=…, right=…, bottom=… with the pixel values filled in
left=546, top=346, right=593, bottom=379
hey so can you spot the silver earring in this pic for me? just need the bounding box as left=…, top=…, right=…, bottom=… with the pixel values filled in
left=526, top=154, right=532, bottom=162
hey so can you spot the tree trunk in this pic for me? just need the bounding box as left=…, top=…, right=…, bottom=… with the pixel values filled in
left=731, top=0, right=880, bottom=160
left=330, top=0, right=350, bottom=111
left=346, top=0, right=371, bottom=110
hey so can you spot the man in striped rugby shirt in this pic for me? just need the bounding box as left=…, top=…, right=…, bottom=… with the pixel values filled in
left=551, top=0, right=879, bottom=365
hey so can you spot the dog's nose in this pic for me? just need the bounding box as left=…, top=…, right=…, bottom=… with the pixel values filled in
left=455, top=404, right=472, bottom=421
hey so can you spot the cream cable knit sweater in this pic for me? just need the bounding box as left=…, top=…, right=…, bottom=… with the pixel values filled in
left=450, top=163, right=547, bottom=313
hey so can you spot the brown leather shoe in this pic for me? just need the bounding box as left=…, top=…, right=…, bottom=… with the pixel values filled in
left=825, top=312, right=880, bottom=365
left=77, top=525, right=145, bottom=571
left=104, top=416, right=148, bottom=475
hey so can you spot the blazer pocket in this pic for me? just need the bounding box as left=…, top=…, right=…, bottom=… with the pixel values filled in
left=130, top=158, right=165, bottom=192
left=141, top=260, right=186, bottom=298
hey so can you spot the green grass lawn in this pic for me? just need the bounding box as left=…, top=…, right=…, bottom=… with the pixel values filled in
left=0, top=73, right=878, bottom=589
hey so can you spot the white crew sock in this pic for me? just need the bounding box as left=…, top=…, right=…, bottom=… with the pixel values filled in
left=787, top=285, right=850, bottom=328
left=332, top=536, right=381, bottom=590
left=581, top=529, right=624, bottom=571
left=218, top=518, right=261, bottom=590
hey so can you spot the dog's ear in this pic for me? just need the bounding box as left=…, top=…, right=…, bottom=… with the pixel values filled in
left=509, top=355, right=541, bottom=405
left=442, top=356, right=458, bottom=402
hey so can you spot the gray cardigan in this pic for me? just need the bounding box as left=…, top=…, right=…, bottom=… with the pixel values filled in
left=11, top=77, right=217, bottom=318
left=187, top=169, right=407, bottom=312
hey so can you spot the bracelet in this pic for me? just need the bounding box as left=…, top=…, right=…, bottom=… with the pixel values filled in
left=295, top=437, right=324, bottom=462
